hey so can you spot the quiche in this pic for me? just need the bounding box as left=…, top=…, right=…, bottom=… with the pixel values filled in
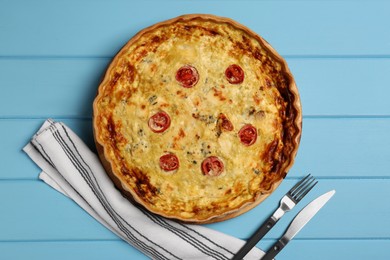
left=93, top=14, right=302, bottom=223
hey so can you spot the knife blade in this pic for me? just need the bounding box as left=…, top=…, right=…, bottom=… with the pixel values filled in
left=260, top=190, right=335, bottom=260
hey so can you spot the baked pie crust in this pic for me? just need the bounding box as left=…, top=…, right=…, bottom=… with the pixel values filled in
left=93, top=14, right=302, bottom=223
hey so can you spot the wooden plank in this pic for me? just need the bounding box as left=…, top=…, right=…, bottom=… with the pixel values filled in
left=294, top=117, right=390, bottom=178
left=0, top=179, right=389, bottom=240
left=0, top=1, right=389, bottom=56
left=0, top=59, right=109, bottom=118
left=0, top=119, right=95, bottom=180
left=0, top=180, right=118, bottom=241
left=289, top=58, right=390, bottom=116
left=2, top=118, right=389, bottom=179
left=1, top=58, right=390, bottom=117
left=0, top=241, right=148, bottom=260
left=0, top=239, right=388, bottom=260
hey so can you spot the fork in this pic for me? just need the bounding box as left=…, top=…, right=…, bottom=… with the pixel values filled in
left=232, top=174, right=317, bottom=260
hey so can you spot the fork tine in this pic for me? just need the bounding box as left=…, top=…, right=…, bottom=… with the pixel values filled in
left=293, top=176, right=315, bottom=198
left=289, top=174, right=311, bottom=195
left=295, top=180, right=318, bottom=202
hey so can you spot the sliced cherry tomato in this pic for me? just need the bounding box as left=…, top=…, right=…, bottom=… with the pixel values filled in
left=225, top=64, right=244, bottom=84
left=218, top=113, right=234, bottom=132
left=159, top=153, right=179, bottom=171
left=175, top=65, right=199, bottom=88
left=238, top=124, right=257, bottom=146
left=148, top=111, right=171, bottom=133
left=201, top=156, right=224, bottom=176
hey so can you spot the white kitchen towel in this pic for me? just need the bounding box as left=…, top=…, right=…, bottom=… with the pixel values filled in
left=23, top=119, right=265, bottom=260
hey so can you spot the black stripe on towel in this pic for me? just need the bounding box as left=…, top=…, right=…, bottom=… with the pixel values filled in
left=178, top=223, right=235, bottom=256
left=31, top=141, right=55, bottom=169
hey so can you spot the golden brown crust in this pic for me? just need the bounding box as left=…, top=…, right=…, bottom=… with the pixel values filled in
left=93, top=14, right=302, bottom=223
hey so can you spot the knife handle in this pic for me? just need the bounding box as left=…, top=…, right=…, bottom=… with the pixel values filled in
left=261, top=238, right=288, bottom=260
left=232, top=216, right=277, bottom=260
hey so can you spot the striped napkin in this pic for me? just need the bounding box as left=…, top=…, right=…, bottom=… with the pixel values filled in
left=23, top=119, right=265, bottom=260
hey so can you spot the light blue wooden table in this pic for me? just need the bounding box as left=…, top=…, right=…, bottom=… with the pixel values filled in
left=1, top=0, right=390, bottom=259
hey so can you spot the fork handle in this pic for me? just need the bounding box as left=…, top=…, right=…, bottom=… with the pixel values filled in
left=260, top=238, right=288, bottom=260
left=232, top=216, right=277, bottom=260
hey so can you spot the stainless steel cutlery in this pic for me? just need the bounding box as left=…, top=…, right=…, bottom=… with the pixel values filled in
left=232, top=174, right=334, bottom=260
left=260, top=190, right=335, bottom=260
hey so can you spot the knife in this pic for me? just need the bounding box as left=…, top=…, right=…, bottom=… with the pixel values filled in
left=260, top=190, right=335, bottom=260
